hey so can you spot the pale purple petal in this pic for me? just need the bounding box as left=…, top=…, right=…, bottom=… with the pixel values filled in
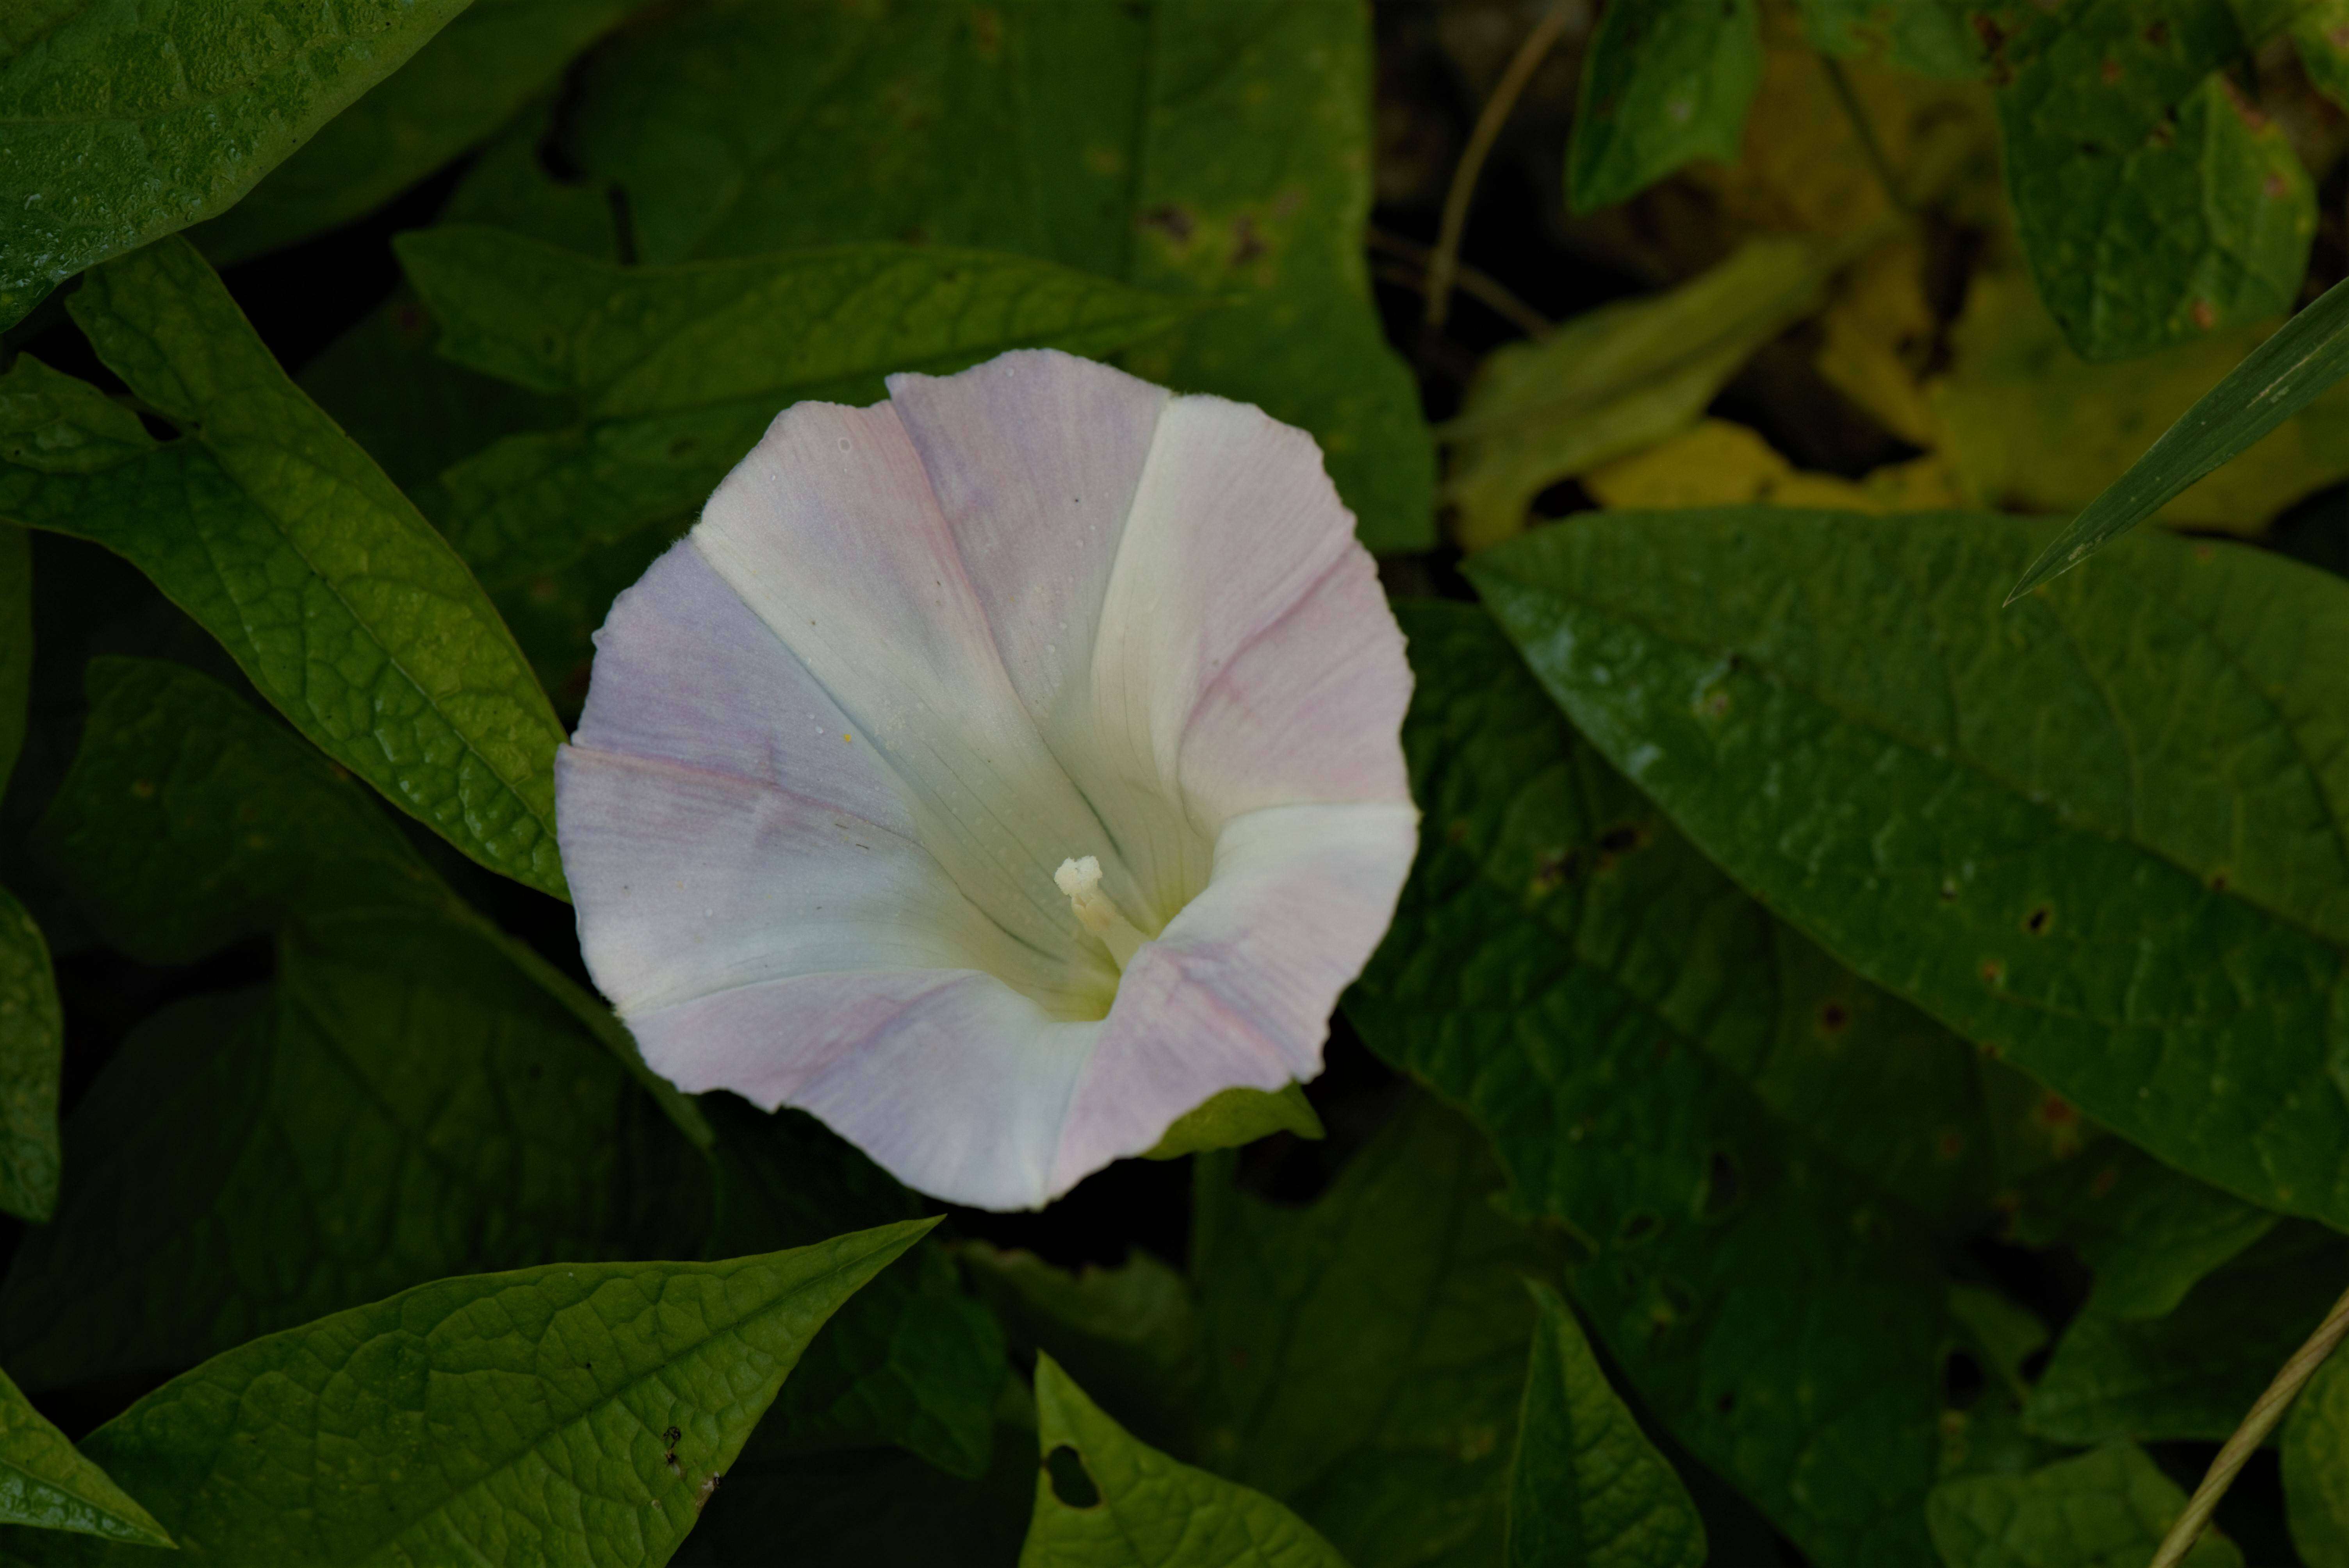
left=1048, top=801, right=1421, bottom=1193
left=560, top=350, right=1419, bottom=1211
left=1080, top=392, right=1414, bottom=919
left=885, top=351, right=1166, bottom=728
left=629, top=971, right=1100, bottom=1212
left=557, top=749, right=1095, bottom=1017
left=693, top=396, right=1136, bottom=957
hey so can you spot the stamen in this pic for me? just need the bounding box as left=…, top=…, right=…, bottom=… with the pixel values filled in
left=1054, top=855, right=1149, bottom=970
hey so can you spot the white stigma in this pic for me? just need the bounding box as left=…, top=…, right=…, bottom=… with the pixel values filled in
left=1054, top=855, right=1148, bottom=971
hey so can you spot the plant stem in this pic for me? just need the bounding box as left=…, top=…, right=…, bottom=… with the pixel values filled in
left=1423, top=4, right=1571, bottom=341
left=1371, top=228, right=1553, bottom=339
left=1818, top=54, right=1911, bottom=216
left=2147, top=1278, right=2349, bottom=1568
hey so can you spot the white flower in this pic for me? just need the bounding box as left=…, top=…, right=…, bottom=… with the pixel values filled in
left=556, top=350, right=1417, bottom=1209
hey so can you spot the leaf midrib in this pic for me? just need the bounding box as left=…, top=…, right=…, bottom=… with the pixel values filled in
left=1492, top=559, right=2349, bottom=962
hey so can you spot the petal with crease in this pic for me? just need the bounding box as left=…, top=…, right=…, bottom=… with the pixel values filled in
left=558, top=348, right=1417, bottom=1210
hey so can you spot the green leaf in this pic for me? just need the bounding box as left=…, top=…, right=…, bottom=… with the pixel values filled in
left=0, top=239, right=569, bottom=898
left=0, top=1219, right=934, bottom=1565
left=2023, top=1222, right=2347, bottom=1445
left=399, top=227, right=1203, bottom=589
left=0, top=891, right=61, bottom=1226
left=1506, top=1283, right=1704, bottom=1568
left=2010, top=272, right=2349, bottom=598
left=1440, top=239, right=1830, bottom=550
left=2283, top=1347, right=2349, bottom=1567
left=965, top=1244, right=1203, bottom=1459
left=1021, top=1355, right=1349, bottom=1568
left=2009, top=1141, right=2278, bottom=1322
left=0, top=1364, right=167, bottom=1547
left=23, top=655, right=700, bottom=1150
left=2294, top=2, right=2349, bottom=110
left=1144, top=1083, right=1323, bottom=1161
left=1796, top=0, right=1984, bottom=77
left=1351, top=601, right=1988, bottom=1566
left=0, top=0, right=469, bottom=328
left=0, top=924, right=706, bottom=1396
left=194, top=0, right=644, bottom=265
left=699, top=1095, right=1006, bottom=1482
left=1469, top=508, right=2349, bottom=1230
left=1192, top=1094, right=1548, bottom=1568
left=0, top=659, right=712, bottom=1389
left=1568, top=0, right=1764, bottom=214
left=0, top=526, right=25, bottom=792
left=0, top=528, right=59, bottom=1226
left=1927, top=1441, right=2243, bottom=1568
left=1994, top=0, right=2315, bottom=362
left=34, top=657, right=449, bottom=961
left=561, top=0, right=1434, bottom=552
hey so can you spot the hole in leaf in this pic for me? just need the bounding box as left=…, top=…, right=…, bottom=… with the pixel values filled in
left=1818, top=1001, right=1849, bottom=1035
left=1046, top=1445, right=1101, bottom=1509
left=2024, top=905, right=2051, bottom=935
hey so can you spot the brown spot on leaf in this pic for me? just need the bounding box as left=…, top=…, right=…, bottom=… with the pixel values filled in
left=1529, top=847, right=1581, bottom=898
left=1819, top=1001, right=1850, bottom=1035
left=2090, top=1162, right=2121, bottom=1198
left=969, top=6, right=1002, bottom=58
left=1937, top=1131, right=1966, bottom=1160
left=1141, top=204, right=1194, bottom=243
left=2191, top=298, right=2217, bottom=331
left=2101, top=57, right=2121, bottom=84
left=2037, top=1092, right=2078, bottom=1127
left=2024, top=904, right=2051, bottom=935
left=1231, top=216, right=1266, bottom=266
left=2265, top=171, right=2289, bottom=199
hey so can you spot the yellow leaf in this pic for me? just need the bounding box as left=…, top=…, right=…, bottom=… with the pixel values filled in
left=1685, top=23, right=1999, bottom=243
left=1929, top=265, right=2349, bottom=534
left=1442, top=238, right=1828, bottom=550
left=1814, top=237, right=1939, bottom=446
left=1585, top=418, right=1962, bottom=513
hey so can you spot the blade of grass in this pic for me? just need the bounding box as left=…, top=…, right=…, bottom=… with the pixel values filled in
left=2009, top=274, right=2349, bottom=604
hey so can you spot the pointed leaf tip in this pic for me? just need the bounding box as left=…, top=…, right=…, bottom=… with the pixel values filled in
left=2002, top=271, right=2349, bottom=605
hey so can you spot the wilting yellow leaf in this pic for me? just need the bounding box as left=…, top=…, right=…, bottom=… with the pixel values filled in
left=1929, top=265, right=2349, bottom=534
left=1442, top=238, right=1829, bottom=550
left=1686, top=23, right=2000, bottom=243
left=1814, top=237, right=1938, bottom=446
left=1585, top=418, right=1964, bottom=512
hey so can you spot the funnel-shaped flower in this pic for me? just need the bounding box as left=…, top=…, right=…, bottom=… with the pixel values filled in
left=556, top=350, right=1415, bottom=1209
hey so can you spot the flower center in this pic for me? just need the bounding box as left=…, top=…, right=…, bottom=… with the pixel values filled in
left=1054, top=855, right=1149, bottom=971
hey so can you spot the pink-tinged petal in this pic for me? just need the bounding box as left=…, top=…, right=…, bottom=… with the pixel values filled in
left=1081, top=394, right=1413, bottom=921
left=630, top=971, right=1100, bottom=1211
left=692, top=396, right=1135, bottom=957
left=572, top=538, right=910, bottom=833
left=1177, top=540, right=1412, bottom=826
left=557, top=748, right=1108, bottom=1021
left=885, top=350, right=1167, bottom=729
left=560, top=350, right=1421, bottom=1211
left=1046, top=800, right=1420, bottom=1194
